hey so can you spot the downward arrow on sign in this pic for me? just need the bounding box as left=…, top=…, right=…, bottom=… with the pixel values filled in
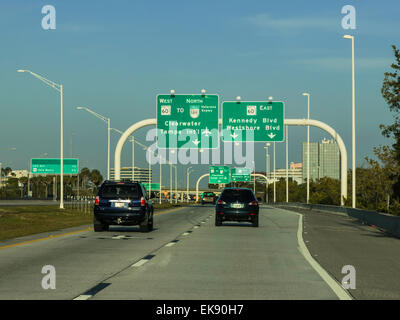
left=268, top=133, right=276, bottom=139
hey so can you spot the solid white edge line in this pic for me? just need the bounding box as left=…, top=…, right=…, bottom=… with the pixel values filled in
left=295, top=212, right=353, bottom=300
left=73, top=295, right=92, bottom=300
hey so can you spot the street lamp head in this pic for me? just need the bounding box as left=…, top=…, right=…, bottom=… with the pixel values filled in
left=170, top=89, right=175, bottom=95
left=343, top=35, right=353, bottom=40
left=201, top=89, right=206, bottom=95
left=268, top=96, right=273, bottom=101
left=17, top=69, right=26, bottom=73
left=302, top=93, right=310, bottom=96
left=266, top=143, right=271, bottom=147
left=76, top=107, right=84, bottom=110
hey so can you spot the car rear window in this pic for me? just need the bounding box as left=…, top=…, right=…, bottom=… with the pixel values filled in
left=100, top=184, right=141, bottom=199
left=204, top=193, right=215, bottom=197
left=220, top=189, right=255, bottom=203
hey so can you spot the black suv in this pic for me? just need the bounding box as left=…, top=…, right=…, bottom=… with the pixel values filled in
left=215, top=188, right=259, bottom=227
left=93, top=181, right=154, bottom=232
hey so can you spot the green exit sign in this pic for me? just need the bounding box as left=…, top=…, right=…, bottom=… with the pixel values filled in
left=209, top=166, right=230, bottom=184
left=230, top=167, right=251, bottom=182
left=31, top=158, right=79, bottom=175
left=141, top=183, right=161, bottom=191
left=222, top=101, right=285, bottom=142
left=156, top=94, right=219, bottom=149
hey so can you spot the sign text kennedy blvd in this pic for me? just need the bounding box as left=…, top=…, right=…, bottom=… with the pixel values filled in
left=222, top=101, right=284, bottom=142
left=157, top=94, right=219, bottom=149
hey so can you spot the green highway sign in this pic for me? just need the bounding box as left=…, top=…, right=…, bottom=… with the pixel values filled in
left=230, top=167, right=251, bottom=182
left=141, top=183, right=161, bottom=191
left=156, top=94, right=219, bottom=149
left=209, top=166, right=230, bottom=184
left=31, top=158, right=79, bottom=175
left=222, top=101, right=285, bottom=142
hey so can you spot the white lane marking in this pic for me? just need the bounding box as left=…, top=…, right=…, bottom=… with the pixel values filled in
left=294, top=212, right=353, bottom=300
left=193, top=226, right=199, bottom=229
left=182, top=232, right=190, bottom=236
left=112, top=235, right=126, bottom=240
left=165, top=242, right=176, bottom=247
left=131, top=259, right=150, bottom=267
left=73, top=295, right=92, bottom=300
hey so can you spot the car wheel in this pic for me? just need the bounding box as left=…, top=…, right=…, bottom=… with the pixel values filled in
left=94, top=217, right=108, bottom=232
left=140, top=215, right=150, bottom=232
left=148, top=214, right=154, bottom=231
left=252, top=216, right=259, bottom=228
left=215, top=215, right=222, bottom=226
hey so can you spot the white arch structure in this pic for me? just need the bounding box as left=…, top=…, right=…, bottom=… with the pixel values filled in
left=114, top=118, right=348, bottom=205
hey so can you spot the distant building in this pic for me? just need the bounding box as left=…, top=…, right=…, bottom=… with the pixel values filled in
left=7, top=170, right=30, bottom=179
left=110, top=166, right=152, bottom=183
left=268, top=163, right=303, bottom=185
left=302, top=138, right=340, bottom=182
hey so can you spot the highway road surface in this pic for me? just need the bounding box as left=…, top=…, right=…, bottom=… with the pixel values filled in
left=0, top=205, right=394, bottom=300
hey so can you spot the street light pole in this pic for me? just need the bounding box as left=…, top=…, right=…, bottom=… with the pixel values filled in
left=303, top=93, right=310, bottom=204
left=273, top=142, right=276, bottom=203
left=344, top=34, right=356, bottom=208
left=187, top=167, right=192, bottom=203
left=264, top=143, right=270, bottom=203
left=286, top=125, right=289, bottom=203
left=18, top=69, right=65, bottom=209
left=170, top=164, right=172, bottom=204
left=175, top=166, right=177, bottom=204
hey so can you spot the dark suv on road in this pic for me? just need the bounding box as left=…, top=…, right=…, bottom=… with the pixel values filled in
left=93, top=181, right=154, bottom=232
left=215, top=188, right=259, bottom=227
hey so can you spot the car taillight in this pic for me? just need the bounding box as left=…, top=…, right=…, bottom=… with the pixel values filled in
left=249, top=201, right=258, bottom=206
left=217, top=199, right=226, bottom=205
left=94, top=196, right=99, bottom=205
left=140, top=197, right=146, bottom=207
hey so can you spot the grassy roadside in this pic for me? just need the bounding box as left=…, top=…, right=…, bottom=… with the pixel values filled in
left=0, top=202, right=193, bottom=242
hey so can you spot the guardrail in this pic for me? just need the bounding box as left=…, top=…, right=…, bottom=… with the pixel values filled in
left=273, top=202, right=400, bottom=238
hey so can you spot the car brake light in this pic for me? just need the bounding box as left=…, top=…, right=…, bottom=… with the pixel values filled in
left=217, top=199, right=226, bottom=205
left=249, top=201, right=258, bottom=206
left=95, top=196, right=100, bottom=205
left=140, top=197, right=146, bottom=207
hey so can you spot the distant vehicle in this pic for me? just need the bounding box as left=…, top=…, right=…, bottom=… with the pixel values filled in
left=93, top=181, right=154, bottom=232
left=201, top=192, right=216, bottom=205
left=215, top=188, right=259, bottom=227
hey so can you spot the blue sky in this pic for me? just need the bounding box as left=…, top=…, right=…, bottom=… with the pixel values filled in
left=0, top=0, right=399, bottom=187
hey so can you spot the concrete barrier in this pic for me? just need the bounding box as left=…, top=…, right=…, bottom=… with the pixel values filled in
left=274, top=202, right=400, bottom=238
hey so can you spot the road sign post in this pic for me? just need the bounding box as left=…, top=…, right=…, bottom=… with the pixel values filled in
left=209, top=166, right=230, bottom=184
left=222, top=101, right=285, bottom=142
left=156, top=94, right=219, bottom=149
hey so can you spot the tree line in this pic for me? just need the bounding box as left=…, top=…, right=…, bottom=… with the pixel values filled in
left=0, top=167, right=103, bottom=199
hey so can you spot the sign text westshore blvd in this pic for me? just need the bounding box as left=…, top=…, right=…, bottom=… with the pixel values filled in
left=222, top=101, right=284, bottom=142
